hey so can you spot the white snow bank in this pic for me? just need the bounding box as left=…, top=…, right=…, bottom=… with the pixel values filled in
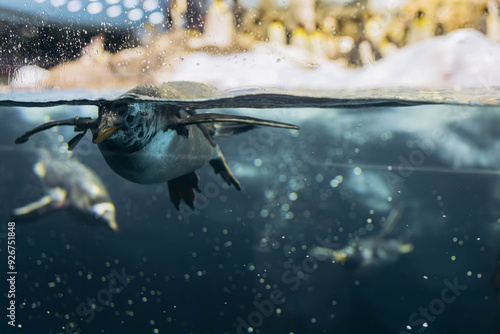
left=166, top=29, right=500, bottom=90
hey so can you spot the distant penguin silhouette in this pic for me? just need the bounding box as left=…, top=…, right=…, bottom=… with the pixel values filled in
left=189, top=0, right=236, bottom=49
left=312, top=205, right=413, bottom=271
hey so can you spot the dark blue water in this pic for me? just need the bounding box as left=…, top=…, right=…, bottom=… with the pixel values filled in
left=1, top=94, right=500, bottom=334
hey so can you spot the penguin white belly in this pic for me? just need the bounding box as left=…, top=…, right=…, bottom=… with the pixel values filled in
left=99, top=128, right=217, bottom=184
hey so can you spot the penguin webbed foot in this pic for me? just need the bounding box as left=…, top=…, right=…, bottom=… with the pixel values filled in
left=209, top=148, right=241, bottom=191
left=167, top=172, right=201, bottom=210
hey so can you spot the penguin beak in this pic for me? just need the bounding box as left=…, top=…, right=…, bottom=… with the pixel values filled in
left=108, top=219, right=120, bottom=233
left=93, top=125, right=125, bottom=144
left=92, top=202, right=119, bottom=232
left=332, top=250, right=348, bottom=263
left=332, top=245, right=355, bottom=263
left=398, top=242, right=414, bottom=254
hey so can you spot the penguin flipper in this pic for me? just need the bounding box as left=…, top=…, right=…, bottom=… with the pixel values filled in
left=214, top=123, right=256, bottom=136
left=167, top=172, right=201, bottom=210
left=15, top=117, right=98, bottom=145
left=170, top=113, right=299, bottom=130
left=209, top=146, right=241, bottom=190
left=379, top=204, right=405, bottom=239
left=10, top=195, right=59, bottom=222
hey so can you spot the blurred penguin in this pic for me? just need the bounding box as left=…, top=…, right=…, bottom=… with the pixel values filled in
left=168, top=0, right=206, bottom=32
left=406, top=10, right=434, bottom=45
left=11, top=145, right=118, bottom=232
left=290, top=0, right=316, bottom=33
left=487, top=0, right=500, bottom=43
left=364, top=14, right=398, bottom=58
left=311, top=205, right=413, bottom=271
left=358, top=39, right=376, bottom=66
left=289, top=26, right=310, bottom=50
left=309, top=28, right=335, bottom=59
left=189, top=0, right=236, bottom=49
left=169, top=0, right=189, bottom=32
left=386, top=15, right=407, bottom=47
left=267, top=21, right=288, bottom=46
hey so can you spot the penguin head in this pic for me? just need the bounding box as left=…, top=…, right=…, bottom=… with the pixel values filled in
left=92, top=102, right=128, bottom=144
left=92, top=102, right=157, bottom=152
left=91, top=202, right=119, bottom=232
left=333, top=245, right=364, bottom=271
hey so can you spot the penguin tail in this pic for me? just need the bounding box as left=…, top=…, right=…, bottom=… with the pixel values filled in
left=167, top=172, right=201, bottom=210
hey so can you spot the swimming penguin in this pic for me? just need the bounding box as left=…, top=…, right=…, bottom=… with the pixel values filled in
left=311, top=205, right=413, bottom=271
left=10, top=148, right=118, bottom=232
left=15, top=81, right=299, bottom=210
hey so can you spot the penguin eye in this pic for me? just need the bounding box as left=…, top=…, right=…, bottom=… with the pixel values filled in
left=113, top=103, right=128, bottom=116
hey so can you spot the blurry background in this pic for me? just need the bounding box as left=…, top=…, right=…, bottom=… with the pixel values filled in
left=1, top=0, right=500, bottom=90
